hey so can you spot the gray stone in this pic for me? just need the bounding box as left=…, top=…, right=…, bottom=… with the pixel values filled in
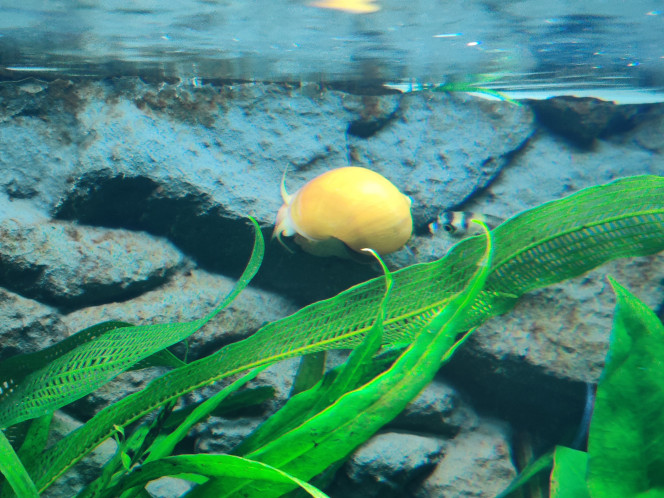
left=21, top=78, right=531, bottom=304
left=619, top=106, right=664, bottom=153
left=0, top=79, right=533, bottom=307
left=333, top=432, right=444, bottom=498
left=146, top=477, right=195, bottom=498
left=414, top=419, right=516, bottom=498
left=0, top=218, right=185, bottom=309
left=0, top=288, right=66, bottom=360
left=347, top=92, right=536, bottom=228
left=194, top=416, right=264, bottom=455
left=0, top=82, right=80, bottom=213
left=459, top=128, right=663, bottom=221
left=469, top=255, right=664, bottom=385
left=392, top=379, right=478, bottom=437
left=528, top=97, right=648, bottom=146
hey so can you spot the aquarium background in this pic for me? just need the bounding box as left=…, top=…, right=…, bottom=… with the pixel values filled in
left=0, top=1, right=663, bottom=497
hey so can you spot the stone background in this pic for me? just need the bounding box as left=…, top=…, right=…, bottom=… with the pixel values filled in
left=0, top=77, right=662, bottom=497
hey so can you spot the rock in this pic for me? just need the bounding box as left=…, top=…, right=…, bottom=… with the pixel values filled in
left=452, top=130, right=663, bottom=221
left=529, top=97, right=649, bottom=146
left=448, top=253, right=664, bottom=426
left=0, top=86, right=79, bottom=212
left=330, top=432, right=444, bottom=498
left=391, top=379, right=478, bottom=437
left=194, top=416, right=264, bottom=455
left=0, top=288, right=67, bottom=360
left=330, top=383, right=512, bottom=498
left=36, top=78, right=534, bottom=304
left=620, top=105, right=664, bottom=153
left=0, top=218, right=184, bottom=309
left=414, top=419, right=516, bottom=498
left=0, top=79, right=534, bottom=306
left=347, top=92, right=535, bottom=228
left=146, top=477, right=195, bottom=498
left=474, top=255, right=664, bottom=384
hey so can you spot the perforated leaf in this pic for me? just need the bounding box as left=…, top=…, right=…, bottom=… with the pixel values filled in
left=202, top=223, right=492, bottom=498
left=0, top=218, right=264, bottom=429
left=26, top=175, right=664, bottom=492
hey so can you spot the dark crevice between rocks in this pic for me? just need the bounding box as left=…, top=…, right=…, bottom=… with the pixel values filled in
left=656, top=297, right=664, bottom=324
left=55, top=171, right=161, bottom=230
left=442, top=345, right=589, bottom=453
left=54, top=170, right=380, bottom=307
left=0, top=255, right=179, bottom=314
left=0, top=258, right=48, bottom=307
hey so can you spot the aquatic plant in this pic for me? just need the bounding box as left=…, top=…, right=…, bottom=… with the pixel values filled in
left=0, top=175, right=662, bottom=496
left=498, top=278, right=664, bottom=498
left=385, top=74, right=519, bottom=104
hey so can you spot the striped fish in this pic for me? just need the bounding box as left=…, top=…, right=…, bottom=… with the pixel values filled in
left=429, top=211, right=503, bottom=237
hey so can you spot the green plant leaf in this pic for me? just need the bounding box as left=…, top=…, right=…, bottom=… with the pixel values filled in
left=291, top=353, right=326, bottom=396
left=29, top=175, right=664, bottom=493
left=233, top=248, right=394, bottom=458
left=305, top=248, right=393, bottom=417
left=0, top=430, right=39, bottom=498
left=200, top=222, right=493, bottom=497
left=433, top=80, right=520, bottom=105
left=162, top=385, right=276, bottom=430
left=17, top=413, right=52, bottom=466
left=1, top=414, right=52, bottom=497
left=142, top=366, right=268, bottom=467
left=0, top=218, right=264, bottom=430
left=550, top=446, right=590, bottom=498
left=586, top=278, right=664, bottom=497
left=104, top=454, right=329, bottom=498
left=496, top=449, right=554, bottom=498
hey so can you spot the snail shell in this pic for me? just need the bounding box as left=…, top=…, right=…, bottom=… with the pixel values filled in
left=274, top=166, right=413, bottom=256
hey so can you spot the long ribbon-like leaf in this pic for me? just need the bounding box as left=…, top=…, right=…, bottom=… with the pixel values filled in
left=0, top=431, right=39, bottom=498
left=0, top=218, right=264, bottom=429
left=25, top=176, right=664, bottom=492
left=104, top=454, right=329, bottom=498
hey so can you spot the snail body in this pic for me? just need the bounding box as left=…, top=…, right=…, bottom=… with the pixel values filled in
left=274, top=166, right=412, bottom=256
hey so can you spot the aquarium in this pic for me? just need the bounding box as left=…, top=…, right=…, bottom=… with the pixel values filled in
left=0, top=1, right=662, bottom=497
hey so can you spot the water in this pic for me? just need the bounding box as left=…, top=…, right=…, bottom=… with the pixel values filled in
left=2, top=0, right=664, bottom=102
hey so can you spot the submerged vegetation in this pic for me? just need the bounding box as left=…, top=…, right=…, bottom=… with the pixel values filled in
left=499, top=278, right=664, bottom=498
left=0, top=175, right=662, bottom=497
